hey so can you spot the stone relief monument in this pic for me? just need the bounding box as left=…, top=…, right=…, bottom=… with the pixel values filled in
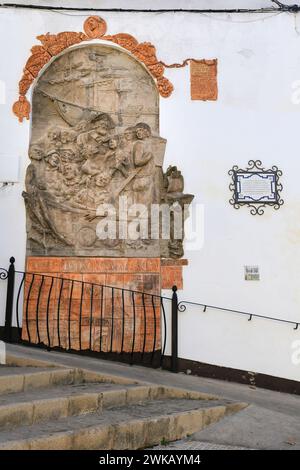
left=24, top=44, right=193, bottom=258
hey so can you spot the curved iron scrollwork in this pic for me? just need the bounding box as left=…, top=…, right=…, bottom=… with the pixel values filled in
left=0, top=268, right=8, bottom=280
left=177, top=302, right=187, bottom=313
left=177, top=301, right=207, bottom=313
left=229, top=160, right=284, bottom=215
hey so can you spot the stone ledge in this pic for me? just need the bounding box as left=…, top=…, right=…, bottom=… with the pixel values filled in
left=26, top=256, right=188, bottom=290
left=26, top=257, right=161, bottom=274
left=161, top=258, right=188, bottom=266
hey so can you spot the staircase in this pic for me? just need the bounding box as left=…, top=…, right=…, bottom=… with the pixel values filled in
left=0, top=362, right=247, bottom=450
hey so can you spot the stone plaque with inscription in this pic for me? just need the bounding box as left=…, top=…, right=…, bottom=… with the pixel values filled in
left=229, top=160, right=283, bottom=215
left=236, top=173, right=277, bottom=203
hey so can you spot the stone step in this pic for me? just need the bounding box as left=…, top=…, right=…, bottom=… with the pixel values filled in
left=0, top=365, right=141, bottom=396
left=0, top=364, right=227, bottom=431
left=0, top=398, right=247, bottom=450
left=0, top=381, right=170, bottom=429
left=0, top=353, right=248, bottom=450
left=0, top=367, right=77, bottom=395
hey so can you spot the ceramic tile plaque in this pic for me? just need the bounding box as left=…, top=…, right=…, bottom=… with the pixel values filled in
left=190, top=59, right=218, bottom=101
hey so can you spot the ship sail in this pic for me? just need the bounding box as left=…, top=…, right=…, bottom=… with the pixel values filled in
left=37, top=89, right=102, bottom=127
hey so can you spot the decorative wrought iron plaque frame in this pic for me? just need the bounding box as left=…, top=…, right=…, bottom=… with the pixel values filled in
left=229, top=160, right=283, bottom=215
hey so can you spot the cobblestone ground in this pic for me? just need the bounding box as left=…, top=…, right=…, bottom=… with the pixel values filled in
left=151, top=440, right=251, bottom=450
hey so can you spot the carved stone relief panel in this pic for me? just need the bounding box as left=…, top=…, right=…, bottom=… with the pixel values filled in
left=24, top=44, right=193, bottom=258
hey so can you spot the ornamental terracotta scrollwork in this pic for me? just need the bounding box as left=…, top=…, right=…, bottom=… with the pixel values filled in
left=83, top=15, right=108, bottom=38
left=12, top=16, right=174, bottom=122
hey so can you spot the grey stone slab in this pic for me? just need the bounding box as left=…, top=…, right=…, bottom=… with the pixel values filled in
left=0, top=381, right=143, bottom=406
left=152, top=440, right=252, bottom=450
left=189, top=404, right=300, bottom=450
left=0, top=366, right=54, bottom=376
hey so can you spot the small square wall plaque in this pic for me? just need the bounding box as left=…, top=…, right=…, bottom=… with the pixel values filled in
left=244, top=265, right=260, bottom=281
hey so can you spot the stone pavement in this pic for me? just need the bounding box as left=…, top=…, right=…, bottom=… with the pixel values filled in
left=6, top=344, right=300, bottom=450
left=152, top=441, right=250, bottom=450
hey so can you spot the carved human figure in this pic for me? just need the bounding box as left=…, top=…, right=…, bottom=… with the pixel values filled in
left=77, top=114, right=112, bottom=148
left=60, top=148, right=79, bottom=163
left=75, top=120, right=89, bottom=134
left=44, top=150, right=63, bottom=196
left=95, top=172, right=111, bottom=189
left=46, top=127, right=62, bottom=150
left=60, top=129, right=76, bottom=145
left=112, top=152, right=130, bottom=178
left=161, top=165, right=194, bottom=258
left=45, top=150, right=61, bottom=171
left=165, top=166, right=184, bottom=194
left=130, top=123, right=154, bottom=202
left=23, top=151, right=72, bottom=247
left=28, top=144, right=44, bottom=162
left=133, top=123, right=153, bottom=168
left=62, top=162, right=81, bottom=186
left=81, top=136, right=117, bottom=177
left=105, top=136, right=129, bottom=178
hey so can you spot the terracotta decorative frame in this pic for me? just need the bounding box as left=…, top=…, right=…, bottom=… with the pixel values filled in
left=12, top=16, right=175, bottom=122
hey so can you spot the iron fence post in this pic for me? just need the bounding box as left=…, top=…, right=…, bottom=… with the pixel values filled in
left=4, top=257, right=15, bottom=343
left=171, top=285, right=178, bottom=373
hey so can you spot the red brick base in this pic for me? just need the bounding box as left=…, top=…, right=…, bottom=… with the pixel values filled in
left=22, top=257, right=187, bottom=354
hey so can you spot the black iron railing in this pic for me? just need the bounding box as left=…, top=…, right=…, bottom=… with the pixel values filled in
left=0, top=257, right=179, bottom=371
left=1, top=257, right=298, bottom=374
left=177, top=299, right=300, bottom=330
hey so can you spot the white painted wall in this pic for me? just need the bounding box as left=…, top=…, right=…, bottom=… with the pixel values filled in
left=0, top=4, right=300, bottom=381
